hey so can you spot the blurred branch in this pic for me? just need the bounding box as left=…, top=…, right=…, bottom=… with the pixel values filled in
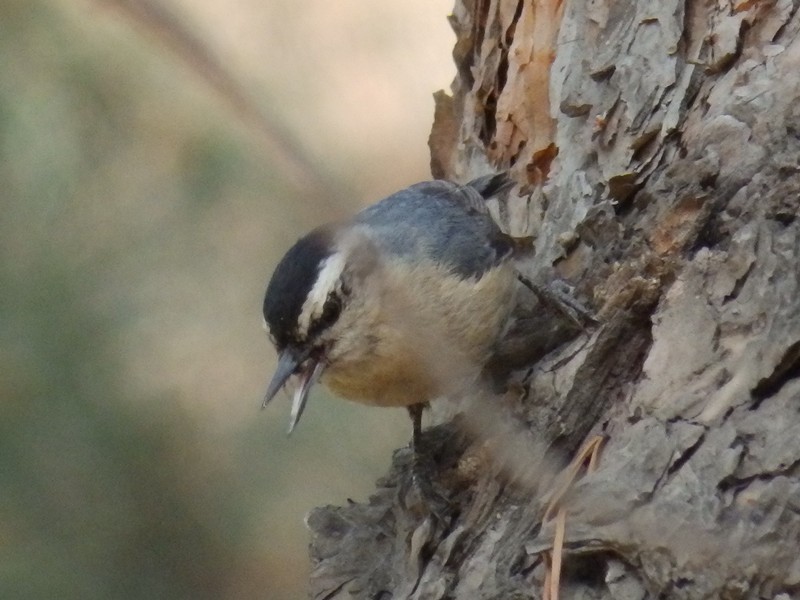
left=96, top=0, right=343, bottom=199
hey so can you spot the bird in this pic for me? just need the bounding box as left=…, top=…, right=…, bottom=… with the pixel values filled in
left=261, top=173, right=525, bottom=442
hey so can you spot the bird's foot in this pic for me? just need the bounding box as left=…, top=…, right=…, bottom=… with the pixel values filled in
left=398, top=404, right=455, bottom=523
left=402, top=448, right=454, bottom=523
left=517, top=274, right=598, bottom=330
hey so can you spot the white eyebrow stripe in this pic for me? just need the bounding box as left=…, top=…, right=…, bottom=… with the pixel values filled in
left=297, top=251, right=345, bottom=337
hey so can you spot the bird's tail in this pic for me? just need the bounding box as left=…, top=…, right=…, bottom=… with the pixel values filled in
left=466, top=171, right=516, bottom=200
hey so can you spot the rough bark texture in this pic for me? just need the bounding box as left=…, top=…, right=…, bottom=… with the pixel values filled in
left=309, top=0, right=800, bottom=598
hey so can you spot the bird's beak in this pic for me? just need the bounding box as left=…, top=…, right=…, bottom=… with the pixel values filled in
left=263, top=351, right=299, bottom=408
left=262, top=350, right=325, bottom=434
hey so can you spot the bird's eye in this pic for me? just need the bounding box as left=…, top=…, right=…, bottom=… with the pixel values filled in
left=309, top=293, right=342, bottom=338
left=320, top=294, right=342, bottom=327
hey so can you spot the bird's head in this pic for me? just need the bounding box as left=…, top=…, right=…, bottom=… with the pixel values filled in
left=261, top=225, right=379, bottom=432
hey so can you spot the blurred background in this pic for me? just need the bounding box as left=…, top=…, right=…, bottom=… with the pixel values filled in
left=0, top=0, right=454, bottom=597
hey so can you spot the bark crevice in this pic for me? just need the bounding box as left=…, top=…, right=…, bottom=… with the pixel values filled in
left=311, top=1, right=800, bottom=598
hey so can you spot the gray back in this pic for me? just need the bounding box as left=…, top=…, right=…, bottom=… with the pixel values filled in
left=354, top=180, right=511, bottom=279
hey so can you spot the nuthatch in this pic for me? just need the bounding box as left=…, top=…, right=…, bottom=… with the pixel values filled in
left=262, top=174, right=522, bottom=437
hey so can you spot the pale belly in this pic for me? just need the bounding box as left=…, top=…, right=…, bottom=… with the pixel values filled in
left=321, top=263, right=517, bottom=407
left=323, top=359, right=436, bottom=407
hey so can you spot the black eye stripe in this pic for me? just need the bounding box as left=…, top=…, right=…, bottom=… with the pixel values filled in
left=308, top=292, right=342, bottom=338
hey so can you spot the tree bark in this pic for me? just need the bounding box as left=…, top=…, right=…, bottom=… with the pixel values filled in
left=308, top=0, right=800, bottom=598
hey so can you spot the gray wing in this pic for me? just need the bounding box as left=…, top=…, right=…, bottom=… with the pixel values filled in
left=353, top=178, right=513, bottom=279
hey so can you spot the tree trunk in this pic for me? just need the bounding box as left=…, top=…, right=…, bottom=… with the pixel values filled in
left=308, top=0, right=800, bottom=598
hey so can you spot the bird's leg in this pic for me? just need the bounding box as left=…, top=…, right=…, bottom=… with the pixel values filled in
left=408, top=403, right=423, bottom=453
left=517, top=273, right=598, bottom=329
left=402, top=404, right=452, bottom=521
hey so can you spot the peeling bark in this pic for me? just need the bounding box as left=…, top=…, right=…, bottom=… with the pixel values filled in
left=310, top=0, right=800, bottom=598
